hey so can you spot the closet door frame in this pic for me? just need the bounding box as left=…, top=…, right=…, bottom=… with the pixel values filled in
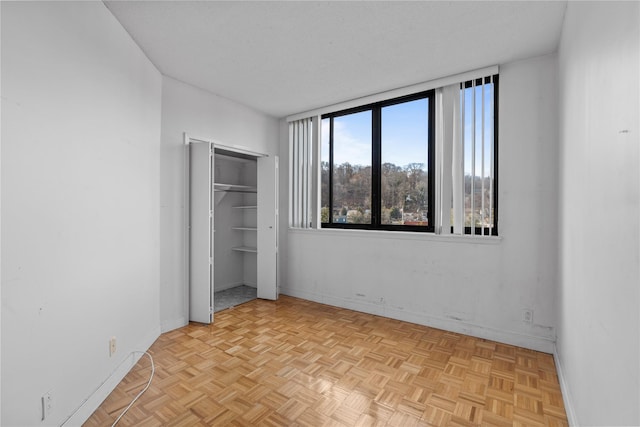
left=185, top=133, right=277, bottom=325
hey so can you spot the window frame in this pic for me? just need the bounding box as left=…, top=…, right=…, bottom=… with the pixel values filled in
left=322, top=90, right=436, bottom=233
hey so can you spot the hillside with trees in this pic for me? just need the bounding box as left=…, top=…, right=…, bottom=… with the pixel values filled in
left=321, top=161, right=495, bottom=228
left=321, top=161, right=429, bottom=224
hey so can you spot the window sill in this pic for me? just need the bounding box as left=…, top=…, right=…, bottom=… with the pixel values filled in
left=288, top=227, right=502, bottom=245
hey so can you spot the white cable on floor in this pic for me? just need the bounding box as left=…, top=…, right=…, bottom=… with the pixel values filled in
left=111, top=351, right=155, bottom=427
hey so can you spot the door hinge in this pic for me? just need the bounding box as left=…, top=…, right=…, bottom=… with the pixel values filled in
left=209, top=257, right=213, bottom=265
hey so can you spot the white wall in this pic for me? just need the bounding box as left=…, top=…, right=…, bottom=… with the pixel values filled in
left=1, top=1, right=4, bottom=421
left=557, top=2, right=640, bottom=425
left=160, top=77, right=279, bottom=331
left=280, top=54, right=560, bottom=352
left=1, top=2, right=162, bottom=425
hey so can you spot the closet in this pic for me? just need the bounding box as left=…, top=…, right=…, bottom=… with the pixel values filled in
left=188, top=137, right=278, bottom=324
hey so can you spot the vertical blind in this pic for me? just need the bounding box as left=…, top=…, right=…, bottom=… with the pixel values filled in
left=289, top=118, right=313, bottom=228
left=435, top=84, right=460, bottom=235
left=459, top=76, right=496, bottom=235
left=437, top=75, right=497, bottom=235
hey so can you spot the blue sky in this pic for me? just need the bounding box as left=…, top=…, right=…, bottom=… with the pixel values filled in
left=463, top=84, right=494, bottom=177
left=321, top=83, right=494, bottom=176
left=381, top=99, right=429, bottom=169
left=325, top=110, right=372, bottom=167
left=321, top=99, right=428, bottom=169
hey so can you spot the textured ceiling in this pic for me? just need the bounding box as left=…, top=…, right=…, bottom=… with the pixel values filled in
left=105, top=1, right=567, bottom=118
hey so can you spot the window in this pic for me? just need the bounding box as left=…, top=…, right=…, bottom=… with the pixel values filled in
left=321, top=91, right=435, bottom=231
left=293, top=71, right=499, bottom=236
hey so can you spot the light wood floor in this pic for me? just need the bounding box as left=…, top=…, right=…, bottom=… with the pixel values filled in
left=84, top=296, right=568, bottom=426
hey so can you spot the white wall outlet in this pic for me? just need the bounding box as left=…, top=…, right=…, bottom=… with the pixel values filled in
left=109, top=336, right=117, bottom=356
left=522, top=309, right=533, bottom=324
left=41, top=391, right=53, bottom=420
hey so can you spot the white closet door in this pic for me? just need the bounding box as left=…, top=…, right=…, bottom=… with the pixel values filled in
left=257, top=155, right=278, bottom=300
left=189, top=142, right=213, bottom=323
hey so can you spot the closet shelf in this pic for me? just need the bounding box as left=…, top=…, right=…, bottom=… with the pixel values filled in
left=232, top=205, right=257, bottom=209
left=232, top=227, right=257, bottom=231
left=214, top=183, right=257, bottom=193
left=232, top=246, right=257, bottom=253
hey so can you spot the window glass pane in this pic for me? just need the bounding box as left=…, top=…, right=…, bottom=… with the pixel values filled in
left=463, top=85, right=475, bottom=229
left=474, top=84, right=483, bottom=228
left=381, top=98, right=429, bottom=226
left=321, top=118, right=330, bottom=223
left=332, top=111, right=372, bottom=224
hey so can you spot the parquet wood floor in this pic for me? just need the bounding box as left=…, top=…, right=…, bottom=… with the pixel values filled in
left=84, top=296, right=568, bottom=426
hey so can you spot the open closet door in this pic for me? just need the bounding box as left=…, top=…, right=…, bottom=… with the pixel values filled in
left=257, top=155, right=278, bottom=300
left=189, top=142, right=214, bottom=323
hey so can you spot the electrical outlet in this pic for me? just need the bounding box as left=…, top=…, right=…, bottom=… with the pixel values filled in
left=522, top=309, right=533, bottom=324
left=109, top=336, right=117, bottom=356
left=41, top=391, right=53, bottom=420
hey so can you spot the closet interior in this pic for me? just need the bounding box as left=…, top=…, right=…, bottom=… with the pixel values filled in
left=213, top=149, right=258, bottom=312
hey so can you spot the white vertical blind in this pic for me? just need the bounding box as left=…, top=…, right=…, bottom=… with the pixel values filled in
left=481, top=79, right=486, bottom=235
left=451, top=83, right=464, bottom=234
left=470, top=79, right=476, bottom=235
left=289, top=118, right=313, bottom=228
left=488, top=76, right=495, bottom=236
left=312, top=115, right=322, bottom=229
left=435, top=88, right=444, bottom=233
left=435, top=85, right=458, bottom=234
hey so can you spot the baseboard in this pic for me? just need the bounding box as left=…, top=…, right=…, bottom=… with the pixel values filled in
left=61, top=326, right=161, bottom=426
left=280, top=287, right=555, bottom=353
left=161, top=316, right=188, bottom=333
left=214, top=281, right=246, bottom=292
left=553, top=346, right=578, bottom=426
